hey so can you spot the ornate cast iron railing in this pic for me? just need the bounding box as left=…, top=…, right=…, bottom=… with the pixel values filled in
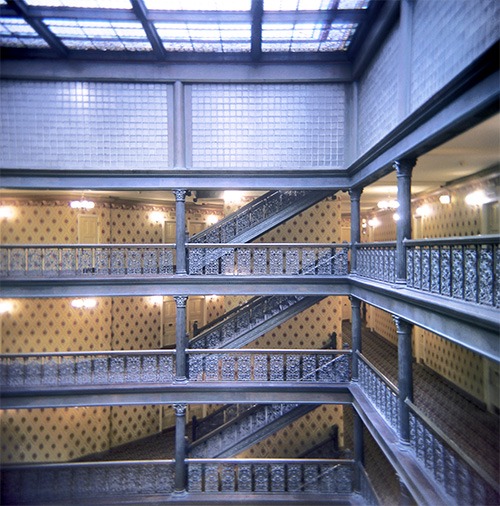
left=357, top=462, right=381, bottom=505
left=187, top=349, right=351, bottom=383
left=1, top=460, right=175, bottom=505
left=356, top=241, right=397, bottom=283
left=187, top=243, right=349, bottom=276
left=357, top=352, right=399, bottom=432
left=190, top=190, right=309, bottom=244
left=0, top=244, right=175, bottom=278
left=405, top=236, right=500, bottom=307
left=407, top=400, right=499, bottom=506
left=190, top=295, right=314, bottom=349
left=1, top=351, right=176, bottom=388
left=187, top=458, right=354, bottom=494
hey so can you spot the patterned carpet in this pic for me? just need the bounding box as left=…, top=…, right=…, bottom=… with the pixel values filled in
left=342, top=320, right=500, bottom=483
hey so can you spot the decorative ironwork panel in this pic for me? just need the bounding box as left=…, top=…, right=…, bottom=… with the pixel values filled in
left=318, top=355, right=333, bottom=383
left=286, top=355, right=300, bottom=381
left=388, top=248, right=395, bottom=283
left=59, top=358, right=75, bottom=385
left=76, top=359, right=92, bottom=384
left=302, top=248, right=316, bottom=275
left=317, top=248, right=332, bottom=275
left=110, top=249, right=126, bottom=276
left=221, top=222, right=236, bottom=243
left=204, top=353, right=220, bottom=381
left=434, top=439, right=445, bottom=485
left=93, top=357, right=108, bottom=384
left=60, top=248, right=76, bottom=276
left=222, top=248, right=235, bottom=275
left=236, top=210, right=251, bottom=235
left=424, top=426, right=434, bottom=471
left=206, top=330, right=222, bottom=348
left=142, top=249, right=157, bottom=275
left=285, top=248, right=300, bottom=275
left=251, top=202, right=265, bottom=225
left=205, top=464, right=219, bottom=492
left=319, top=464, right=335, bottom=493
left=206, top=247, right=221, bottom=274
left=188, top=354, right=204, bottom=381
left=237, top=248, right=251, bottom=275
left=221, top=354, right=236, bottom=381
left=269, top=248, right=284, bottom=275
left=336, top=465, right=352, bottom=494
left=237, top=464, right=252, bottom=492
left=25, top=359, right=42, bottom=386
left=140, top=464, right=156, bottom=495
left=158, top=248, right=174, bottom=275
left=27, top=249, right=43, bottom=276
left=11, top=248, right=26, bottom=276
left=41, top=358, right=58, bottom=385
left=287, top=464, right=302, bottom=492
left=457, top=460, right=472, bottom=506
left=302, top=354, right=316, bottom=381
left=270, top=354, right=284, bottom=381
left=441, top=246, right=451, bottom=297
left=253, top=354, right=268, bottom=381
left=479, top=245, right=494, bottom=305
left=0, top=249, right=8, bottom=276
left=189, top=248, right=204, bottom=275
left=421, top=247, right=430, bottom=291
left=495, top=245, right=500, bottom=307
left=109, top=356, right=125, bottom=383
left=271, top=464, right=285, bottom=492
left=43, top=249, right=59, bottom=277
left=430, top=247, right=440, bottom=293
left=383, top=249, right=389, bottom=282
left=254, top=464, right=269, bottom=492
left=126, top=248, right=141, bottom=275
left=126, top=356, right=141, bottom=382
left=142, top=355, right=157, bottom=382
left=443, top=448, right=458, bottom=498
left=122, top=465, right=140, bottom=495
left=188, top=463, right=203, bottom=492
left=237, top=354, right=252, bottom=381
left=464, top=246, right=478, bottom=302
left=108, top=467, right=123, bottom=495
left=304, top=464, right=319, bottom=492
left=414, top=247, right=421, bottom=289
left=253, top=248, right=267, bottom=275
left=452, top=246, right=464, bottom=299
left=221, top=463, right=235, bottom=492
left=95, top=248, right=109, bottom=275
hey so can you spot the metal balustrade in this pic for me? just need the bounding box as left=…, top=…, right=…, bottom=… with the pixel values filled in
left=1, top=460, right=175, bottom=504
left=407, top=400, right=500, bottom=506
left=1, top=351, right=176, bottom=388
left=187, top=243, right=349, bottom=276
left=0, top=244, right=175, bottom=278
left=187, top=349, right=351, bottom=383
left=356, top=241, right=397, bottom=283
left=190, top=190, right=309, bottom=244
left=187, top=458, right=354, bottom=494
left=357, top=352, right=400, bottom=432
left=357, top=462, right=381, bottom=505
left=405, top=236, right=500, bottom=307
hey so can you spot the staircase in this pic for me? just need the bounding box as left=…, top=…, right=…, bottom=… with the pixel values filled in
left=190, top=294, right=326, bottom=349
left=189, top=190, right=334, bottom=245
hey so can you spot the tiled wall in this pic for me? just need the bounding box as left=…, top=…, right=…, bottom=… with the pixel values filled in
left=189, top=84, right=345, bottom=169
left=0, top=81, right=171, bottom=170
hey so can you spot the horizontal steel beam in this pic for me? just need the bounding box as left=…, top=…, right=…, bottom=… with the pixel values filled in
left=0, top=382, right=352, bottom=409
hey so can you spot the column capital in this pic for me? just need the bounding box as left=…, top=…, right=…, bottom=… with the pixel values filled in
left=173, top=189, right=187, bottom=202
left=174, top=295, right=188, bottom=308
left=392, top=315, right=413, bottom=334
left=173, top=403, right=187, bottom=415
left=349, top=295, right=361, bottom=308
left=349, top=186, right=363, bottom=201
left=393, top=158, right=417, bottom=177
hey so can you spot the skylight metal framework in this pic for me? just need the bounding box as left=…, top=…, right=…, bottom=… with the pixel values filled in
left=1, top=0, right=374, bottom=62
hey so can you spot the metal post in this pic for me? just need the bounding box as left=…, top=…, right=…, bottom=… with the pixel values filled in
left=349, top=186, right=363, bottom=274
left=394, top=159, right=416, bottom=284
left=393, top=315, right=413, bottom=445
left=174, top=295, right=188, bottom=382
left=354, top=410, right=364, bottom=493
left=350, top=296, right=361, bottom=381
left=173, top=189, right=187, bottom=275
left=174, top=403, right=187, bottom=494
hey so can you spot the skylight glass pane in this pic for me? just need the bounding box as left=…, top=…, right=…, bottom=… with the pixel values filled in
left=44, top=18, right=151, bottom=51
left=318, top=22, right=357, bottom=50
left=144, top=0, right=251, bottom=11
left=25, top=0, right=131, bottom=8
left=264, top=0, right=332, bottom=10
left=0, top=17, right=51, bottom=48
left=338, top=0, right=369, bottom=8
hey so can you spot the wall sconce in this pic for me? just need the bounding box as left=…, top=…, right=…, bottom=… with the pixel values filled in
left=465, top=190, right=494, bottom=207
left=70, top=200, right=95, bottom=209
left=393, top=213, right=400, bottom=221
left=368, top=218, right=379, bottom=227
left=150, top=211, right=165, bottom=223
left=0, top=301, right=13, bottom=314
left=207, top=215, right=219, bottom=225
left=0, top=206, right=14, bottom=219
left=415, top=204, right=431, bottom=217
left=71, top=298, right=97, bottom=309
left=224, top=191, right=243, bottom=205
left=439, top=194, right=451, bottom=205
left=150, top=296, right=163, bottom=305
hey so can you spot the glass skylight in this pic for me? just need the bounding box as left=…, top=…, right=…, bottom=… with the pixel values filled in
left=24, top=0, right=131, bottom=8
left=144, top=0, right=251, bottom=11
left=264, top=0, right=331, bottom=11
left=44, top=19, right=151, bottom=51
left=262, top=21, right=356, bottom=51
left=0, top=17, right=50, bottom=48
left=155, top=21, right=251, bottom=52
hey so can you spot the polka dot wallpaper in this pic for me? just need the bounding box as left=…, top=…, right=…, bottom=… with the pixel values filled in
left=237, top=405, right=344, bottom=458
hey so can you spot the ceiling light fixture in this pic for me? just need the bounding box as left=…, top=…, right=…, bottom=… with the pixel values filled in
left=377, top=199, right=399, bottom=210
left=415, top=204, right=431, bottom=217
left=71, top=298, right=97, bottom=309
left=367, top=218, right=379, bottom=227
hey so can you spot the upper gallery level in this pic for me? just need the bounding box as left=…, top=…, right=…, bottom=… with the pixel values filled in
left=1, top=0, right=499, bottom=189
